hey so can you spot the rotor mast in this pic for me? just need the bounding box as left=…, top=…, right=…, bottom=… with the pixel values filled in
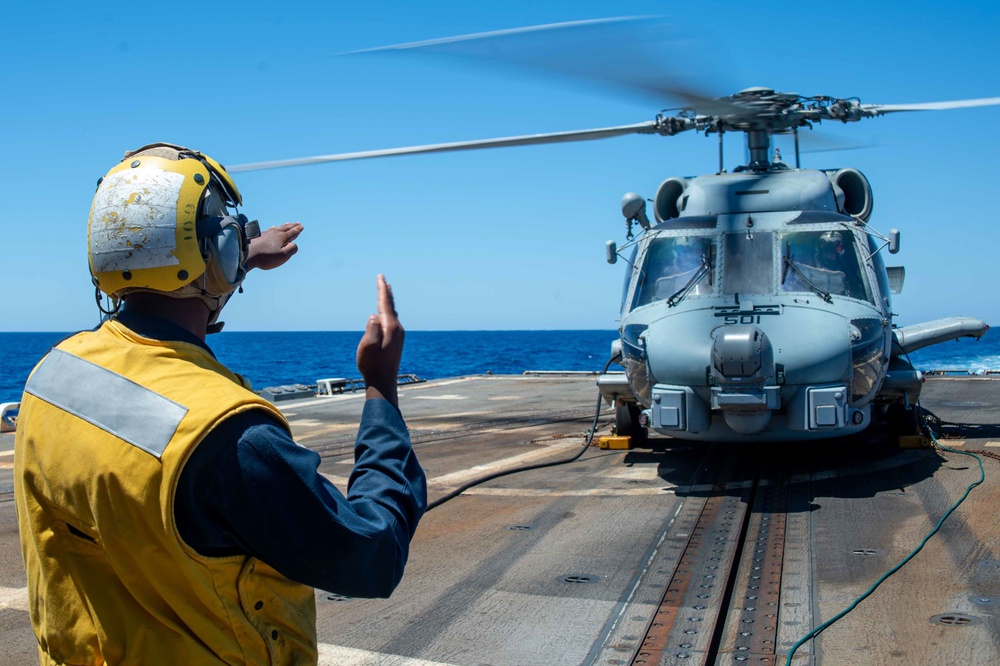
left=745, top=130, right=772, bottom=171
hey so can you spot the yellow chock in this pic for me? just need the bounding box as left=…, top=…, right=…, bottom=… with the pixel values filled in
left=598, top=436, right=633, bottom=450
left=897, top=434, right=932, bottom=449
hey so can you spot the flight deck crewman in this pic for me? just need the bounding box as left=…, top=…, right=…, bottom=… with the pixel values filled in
left=14, top=143, right=427, bottom=665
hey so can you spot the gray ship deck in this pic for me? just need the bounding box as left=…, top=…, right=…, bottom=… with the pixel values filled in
left=0, top=374, right=997, bottom=665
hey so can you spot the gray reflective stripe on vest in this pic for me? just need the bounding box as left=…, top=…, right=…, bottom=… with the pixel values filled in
left=24, top=348, right=188, bottom=458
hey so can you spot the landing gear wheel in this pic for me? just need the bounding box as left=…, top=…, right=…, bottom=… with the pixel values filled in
left=615, top=402, right=648, bottom=446
left=886, top=403, right=920, bottom=438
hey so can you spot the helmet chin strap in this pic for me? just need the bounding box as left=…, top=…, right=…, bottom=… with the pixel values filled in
left=176, top=277, right=235, bottom=334
left=205, top=292, right=233, bottom=334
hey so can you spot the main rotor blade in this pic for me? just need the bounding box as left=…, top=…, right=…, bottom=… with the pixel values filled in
left=340, top=17, right=655, bottom=56
left=339, top=16, right=742, bottom=118
left=862, top=96, right=1000, bottom=114
left=792, top=132, right=879, bottom=154
left=229, top=122, right=659, bottom=173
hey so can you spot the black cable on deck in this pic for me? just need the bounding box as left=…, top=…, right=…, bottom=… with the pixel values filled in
left=426, top=357, right=614, bottom=512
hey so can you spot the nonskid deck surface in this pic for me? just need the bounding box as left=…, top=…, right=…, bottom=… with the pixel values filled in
left=0, top=374, right=997, bottom=665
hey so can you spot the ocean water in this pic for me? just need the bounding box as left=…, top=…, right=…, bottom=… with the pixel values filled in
left=0, top=330, right=619, bottom=402
left=1, top=327, right=996, bottom=404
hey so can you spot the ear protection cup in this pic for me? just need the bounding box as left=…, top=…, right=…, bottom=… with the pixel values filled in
left=197, top=214, right=260, bottom=296
left=203, top=224, right=245, bottom=294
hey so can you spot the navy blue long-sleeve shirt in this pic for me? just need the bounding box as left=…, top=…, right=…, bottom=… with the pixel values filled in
left=116, top=310, right=427, bottom=598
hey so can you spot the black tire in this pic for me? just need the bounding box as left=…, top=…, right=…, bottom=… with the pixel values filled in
left=885, top=403, right=920, bottom=437
left=615, top=402, right=648, bottom=445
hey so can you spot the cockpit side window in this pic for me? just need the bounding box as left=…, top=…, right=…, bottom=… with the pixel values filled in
left=620, top=244, right=638, bottom=316
left=867, top=233, right=892, bottom=312
left=781, top=230, right=869, bottom=301
left=632, top=235, right=716, bottom=309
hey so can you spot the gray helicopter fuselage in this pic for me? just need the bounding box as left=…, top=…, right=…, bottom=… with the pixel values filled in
left=611, top=166, right=897, bottom=441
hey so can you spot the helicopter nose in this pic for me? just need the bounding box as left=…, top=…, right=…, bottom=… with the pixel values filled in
left=710, top=325, right=778, bottom=434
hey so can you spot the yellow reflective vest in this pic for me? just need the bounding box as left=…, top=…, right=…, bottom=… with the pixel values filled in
left=14, top=320, right=317, bottom=665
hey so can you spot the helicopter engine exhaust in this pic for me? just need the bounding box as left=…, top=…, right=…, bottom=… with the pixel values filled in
left=829, top=168, right=873, bottom=221
left=653, top=177, right=688, bottom=222
left=710, top=325, right=778, bottom=434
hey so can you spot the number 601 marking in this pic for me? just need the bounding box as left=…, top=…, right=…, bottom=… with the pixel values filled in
left=723, top=315, right=761, bottom=325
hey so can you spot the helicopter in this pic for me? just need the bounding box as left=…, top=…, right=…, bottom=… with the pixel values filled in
left=593, top=86, right=994, bottom=443
left=229, top=18, right=997, bottom=444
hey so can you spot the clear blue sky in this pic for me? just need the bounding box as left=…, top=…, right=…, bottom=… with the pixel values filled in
left=2, top=1, right=997, bottom=331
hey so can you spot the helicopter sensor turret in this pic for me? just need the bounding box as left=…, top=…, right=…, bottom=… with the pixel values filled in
left=709, top=325, right=779, bottom=434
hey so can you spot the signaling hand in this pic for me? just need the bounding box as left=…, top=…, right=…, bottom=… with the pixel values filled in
left=356, top=275, right=405, bottom=407
left=246, top=222, right=303, bottom=271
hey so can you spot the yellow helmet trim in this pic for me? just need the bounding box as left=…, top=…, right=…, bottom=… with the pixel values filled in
left=89, top=155, right=210, bottom=296
left=200, top=152, right=242, bottom=206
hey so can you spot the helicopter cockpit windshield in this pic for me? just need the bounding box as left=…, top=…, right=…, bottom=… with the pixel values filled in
left=781, top=230, right=868, bottom=302
left=633, top=235, right=716, bottom=308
